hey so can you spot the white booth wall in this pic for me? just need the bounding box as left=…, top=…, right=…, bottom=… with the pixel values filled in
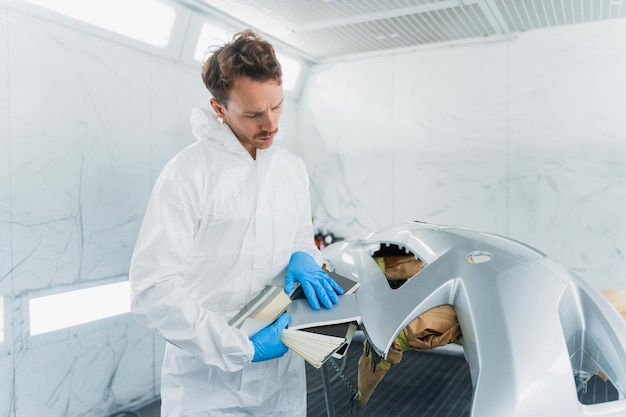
left=0, top=5, right=299, bottom=416
left=298, top=18, right=626, bottom=292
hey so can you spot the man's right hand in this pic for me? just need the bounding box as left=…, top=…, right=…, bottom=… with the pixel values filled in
left=250, top=312, right=290, bottom=362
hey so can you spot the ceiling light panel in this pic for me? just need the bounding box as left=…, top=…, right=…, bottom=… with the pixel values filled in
left=492, top=0, right=626, bottom=33
left=198, top=0, right=498, bottom=58
left=199, top=0, right=444, bottom=30
left=194, top=0, right=626, bottom=60
left=281, top=3, right=498, bottom=58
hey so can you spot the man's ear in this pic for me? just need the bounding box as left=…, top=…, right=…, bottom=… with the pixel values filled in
left=209, top=97, right=226, bottom=119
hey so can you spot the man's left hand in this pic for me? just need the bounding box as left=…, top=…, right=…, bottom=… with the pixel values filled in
left=284, top=251, right=344, bottom=310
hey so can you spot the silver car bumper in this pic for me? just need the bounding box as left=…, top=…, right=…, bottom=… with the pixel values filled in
left=322, top=221, right=626, bottom=416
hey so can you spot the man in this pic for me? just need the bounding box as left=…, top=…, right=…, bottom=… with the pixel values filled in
left=129, top=30, right=343, bottom=416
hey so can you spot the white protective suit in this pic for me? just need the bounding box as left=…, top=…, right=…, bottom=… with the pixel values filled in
left=129, top=102, right=322, bottom=416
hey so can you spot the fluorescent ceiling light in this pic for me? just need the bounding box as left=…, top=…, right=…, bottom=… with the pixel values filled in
left=23, top=0, right=176, bottom=48
left=0, top=296, right=3, bottom=344
left=194, top=21, right=232, bottom=62
left=29, top=281, right=130, bottom=336
left=276, top=52, right=303, bottom=92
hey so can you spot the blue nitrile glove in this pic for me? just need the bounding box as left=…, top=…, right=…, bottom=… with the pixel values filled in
left=251, top=312, right=290, bottom=362
left=284, top=251, right=344, bottom=310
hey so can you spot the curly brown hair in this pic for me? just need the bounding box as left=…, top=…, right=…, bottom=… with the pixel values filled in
left=201, top=29, right=282, bottom=107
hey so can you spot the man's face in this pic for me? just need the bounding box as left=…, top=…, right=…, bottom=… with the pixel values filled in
left=210, top=76, right=284, bottom=159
